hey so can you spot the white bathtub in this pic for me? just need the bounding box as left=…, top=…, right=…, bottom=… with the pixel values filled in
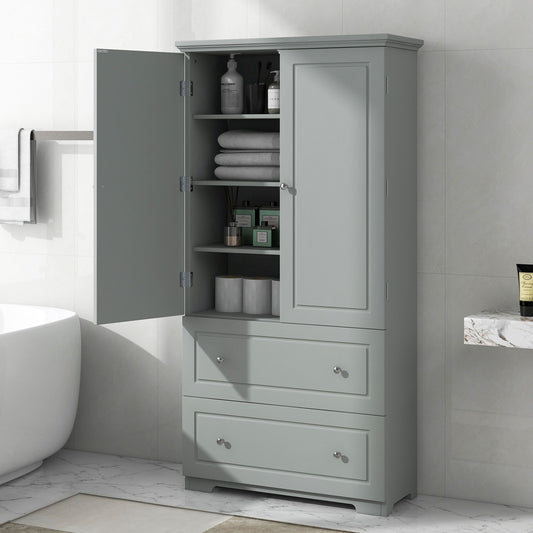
left=0, top=304, right=81, bottom=484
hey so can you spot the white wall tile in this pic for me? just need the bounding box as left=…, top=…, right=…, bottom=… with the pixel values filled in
left=446, top=50, right=533, bottom=278
left=258, top=0, right=343, bottom=37
left=68, top=319, right=159, bottom=458
left=447, top=459, right=533, bottom=508
left=0, top=252, right=76, bottom=308
left=342, top=0, right=444, bottom=50
left=418, top=51, right=446, bottom=274
left=451, top=409, right=533, bottom=468
left=156, top=316, right=183, bottom=462
left=418, top=273, right=446, bottom=495
left=446, top=0, right=533, bottom=51
left=76, top=0, right=163, bottom=62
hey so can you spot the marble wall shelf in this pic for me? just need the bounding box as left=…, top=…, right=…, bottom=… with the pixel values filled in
left=464, top=311, right=533, bottom=349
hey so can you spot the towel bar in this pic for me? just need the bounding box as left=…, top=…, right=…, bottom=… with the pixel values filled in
left=31, top=131, right=93, bottom=142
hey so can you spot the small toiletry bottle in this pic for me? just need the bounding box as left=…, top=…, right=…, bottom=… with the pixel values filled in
left=223, top=222, right=242, bottom=247
left=253, top=221, right=274, bottom=247
left=233, top=200, right=257, bottom=245
left=221, top=53, right=243, bottom=114
left=259, top=201, right=280, bottom=246
left=267, top=70, right=280, bottom=114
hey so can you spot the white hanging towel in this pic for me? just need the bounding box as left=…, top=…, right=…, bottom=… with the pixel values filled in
left=0, top=128, right=22, bottom=192
left=0, top=129, right=35, bottom=224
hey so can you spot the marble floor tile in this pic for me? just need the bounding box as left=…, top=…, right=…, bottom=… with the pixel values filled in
left=15, top=494, right=230, bottom=533
left=0, top=450, right=532, bottom=533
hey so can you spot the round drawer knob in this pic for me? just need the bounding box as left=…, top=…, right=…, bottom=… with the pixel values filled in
left=333, top=366, right=341, bottom=374
left=216, top=356, right=224, bottom=364
left=333, top=451, right=342, bottom=459
left=216, top=437, right=225, bottom=446
left=280, top=182, right=289, bottom=190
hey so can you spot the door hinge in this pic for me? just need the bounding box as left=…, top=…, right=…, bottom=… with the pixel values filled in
left=386, top=179, right=389, bottom=197
left=386, top=282, right=390, bottom=301
left=180, top=271, right=193, bottom=288
left=180, top=80, right=193, bottom=97
left=180, top=175, right=193, bottom=192
left=385, top=75, right=390, bottom=94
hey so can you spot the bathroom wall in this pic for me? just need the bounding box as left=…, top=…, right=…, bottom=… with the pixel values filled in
left=1, top=0, right=533, bottom=508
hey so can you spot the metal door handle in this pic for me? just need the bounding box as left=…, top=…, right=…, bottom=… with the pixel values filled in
left=216, top=356, right=224, bottom=364
left=333, top=366, right=341, bottom=374
left=280, top=182, right=289, bottom=190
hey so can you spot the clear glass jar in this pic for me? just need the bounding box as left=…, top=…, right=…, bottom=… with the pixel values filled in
left=224, top=222, right=242, bottom=247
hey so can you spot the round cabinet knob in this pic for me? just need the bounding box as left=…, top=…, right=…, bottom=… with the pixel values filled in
left=333, top=366, right=341, bottom=374
left=216, top=437, right=225, bottom=446
left=333, top=451, right=342, bottom=459
left=216, top=356, right=224, bottom=364
left=280, top=182, right=289, bottom=191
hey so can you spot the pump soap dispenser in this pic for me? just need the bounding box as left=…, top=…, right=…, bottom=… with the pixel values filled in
left=267, top=70, right=280, bottom=114
left=221, top=53, right=243, bottom=114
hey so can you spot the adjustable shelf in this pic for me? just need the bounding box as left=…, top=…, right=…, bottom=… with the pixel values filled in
left=194, top=114, right=280, bottom=120
left=194, top=180, right=280, bottom=188
left=194, top=244, right=280, bottom=255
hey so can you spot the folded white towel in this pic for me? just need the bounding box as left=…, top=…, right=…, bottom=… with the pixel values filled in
left=218, top=130, right=280, bottom=150
left=215, top=166, right=280, bottom=181
left=0, top=129, right=22, bottom=192
left=214, top=151, right=280, bottom=166
left=0, top=129, right=35, bottom=224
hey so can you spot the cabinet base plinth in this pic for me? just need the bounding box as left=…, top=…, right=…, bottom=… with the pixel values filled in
left=185, top=476, right=217, bottom=493
left=184, top=476, right=401, bottom=516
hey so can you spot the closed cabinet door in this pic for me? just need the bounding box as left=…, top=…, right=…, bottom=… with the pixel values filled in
left=280, top=47, right=385, bottom=329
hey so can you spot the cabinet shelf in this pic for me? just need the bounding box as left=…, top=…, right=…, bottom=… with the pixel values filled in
left=195, top=180, right=280, bottom=188
left=194, top=244, right=280, bottom=255
left=194, top=114, right=280, bottom=120
left=190, top=309, right=279, bottom=322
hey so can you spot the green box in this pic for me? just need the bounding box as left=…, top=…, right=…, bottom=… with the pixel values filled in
left=253, top=225, right=273, bottom=247
left=259, top=206, right=280, bottom=247
left=233, top=205, right=257, bottom=245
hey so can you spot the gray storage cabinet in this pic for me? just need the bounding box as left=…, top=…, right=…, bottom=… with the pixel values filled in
left=94, top=34, right=423, bottom=516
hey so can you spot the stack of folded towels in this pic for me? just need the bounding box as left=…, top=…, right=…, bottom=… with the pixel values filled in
left=214, top=129, right=280, bottom=181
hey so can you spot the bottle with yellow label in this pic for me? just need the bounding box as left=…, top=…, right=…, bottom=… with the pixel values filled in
left=517, top=264, right=533, bottom=316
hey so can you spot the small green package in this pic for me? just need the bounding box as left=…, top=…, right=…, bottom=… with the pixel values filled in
left=253, top=222, right=276, bottom=247
left=259, top=203, right=280, bottom=246
left=233, top=201, right=257, bottom=245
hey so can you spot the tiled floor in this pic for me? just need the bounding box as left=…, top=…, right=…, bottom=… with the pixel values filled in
left=1, top=449, right=533, bottom=533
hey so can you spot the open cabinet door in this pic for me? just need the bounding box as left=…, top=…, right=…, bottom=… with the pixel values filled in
left=95, top=49, right=185, bottom=324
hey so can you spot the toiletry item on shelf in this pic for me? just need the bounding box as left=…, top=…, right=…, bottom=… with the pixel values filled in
left=221, top=53, right=243, bottom=114
left=259, top=201, right=280, bottom=246
left=246, top=61, right=265, bottom=114
left=223, top=222, right=242, bottom=247
left=215, top=275, right=243, bottom=313
left=267, top=70, right=280, bottom=114
left=271, top=279, right=280, bottom=316
left=233, top=201, right=257, bottom=245
left=243, top=277, right=272, bottom=315
left=517, top=264, right=533, bottom=316
left=253, top=221, right=275, bottom=248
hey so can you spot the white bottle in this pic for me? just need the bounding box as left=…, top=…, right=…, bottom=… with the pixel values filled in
left=267, top=70, right=280, bottom=114
left=221, top=53, right=243, bottom=114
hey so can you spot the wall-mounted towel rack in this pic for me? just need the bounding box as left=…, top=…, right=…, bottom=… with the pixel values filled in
left=31, top=131, right=93, bottom=142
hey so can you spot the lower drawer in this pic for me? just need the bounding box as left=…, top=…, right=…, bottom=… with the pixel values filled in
left=183, top=397, right=385, bottom=502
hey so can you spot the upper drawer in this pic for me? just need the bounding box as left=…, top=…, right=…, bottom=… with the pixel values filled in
left=183, top=318, right=384, bottom=415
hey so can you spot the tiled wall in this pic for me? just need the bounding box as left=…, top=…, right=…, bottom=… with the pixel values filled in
left=1, top=0, right=532, bottom=507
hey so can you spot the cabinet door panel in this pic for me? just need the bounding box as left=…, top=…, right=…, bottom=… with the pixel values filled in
left=95, top=49, right=185, bottom=324
left=280, top=48, right=385, bottom=329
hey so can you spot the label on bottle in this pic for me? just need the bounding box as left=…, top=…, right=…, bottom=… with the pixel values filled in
left=519, top=272, right=533, bottom=301
left=262, top=214, right=279, bottom=227
left=235, top=214, right=252, bottom=227
left=221, top=83, right=239, bottom=110
left=256, top=231, right=268, bottom=243
left=268, top=88, right=280, bottom=111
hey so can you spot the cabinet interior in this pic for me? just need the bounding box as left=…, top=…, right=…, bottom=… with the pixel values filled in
left=185, top=50, right=281, bottom=319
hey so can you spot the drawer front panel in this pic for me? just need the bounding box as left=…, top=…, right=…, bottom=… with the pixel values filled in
left=183, top=397, right=385, bottom=501
left=184, top=319, right=385, bottom=415
left=196, top=413, right=368, bottom=481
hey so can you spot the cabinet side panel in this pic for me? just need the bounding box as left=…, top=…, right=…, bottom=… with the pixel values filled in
left=383, top=47, right=418, bottom=504
left=95, top=49, right=185, bottom=324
